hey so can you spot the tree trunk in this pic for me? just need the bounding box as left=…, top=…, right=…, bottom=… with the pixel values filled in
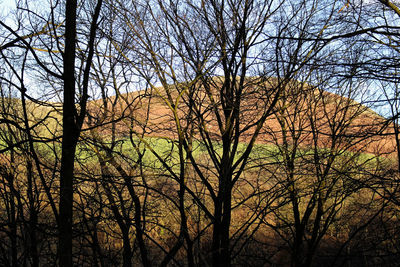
left=58, top=0, right=78, bottom=266
left=27, top=161, right=39, bottom=267
left=122, top=229, right=133, bottom=267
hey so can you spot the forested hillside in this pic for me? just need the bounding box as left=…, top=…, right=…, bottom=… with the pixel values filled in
left=1, top=0, right=400, bottom=266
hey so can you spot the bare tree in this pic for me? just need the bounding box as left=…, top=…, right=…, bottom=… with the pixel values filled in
left=1, top=0, right=399, bottom=266
left=110, top=0, right=355, bottom=265
left=0, top=0, right=104, bottom=265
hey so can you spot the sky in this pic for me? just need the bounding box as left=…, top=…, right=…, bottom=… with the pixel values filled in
left=0, top=0, right=16, bottom=25
left=1, top=0, right=15, bottom=12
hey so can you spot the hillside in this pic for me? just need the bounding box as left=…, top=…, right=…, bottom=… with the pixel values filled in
left=84, top=78, right=396, bottom=157
left=1, top=78, right=398, bottom=267
left=1, top=78, right=394, bottom=158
